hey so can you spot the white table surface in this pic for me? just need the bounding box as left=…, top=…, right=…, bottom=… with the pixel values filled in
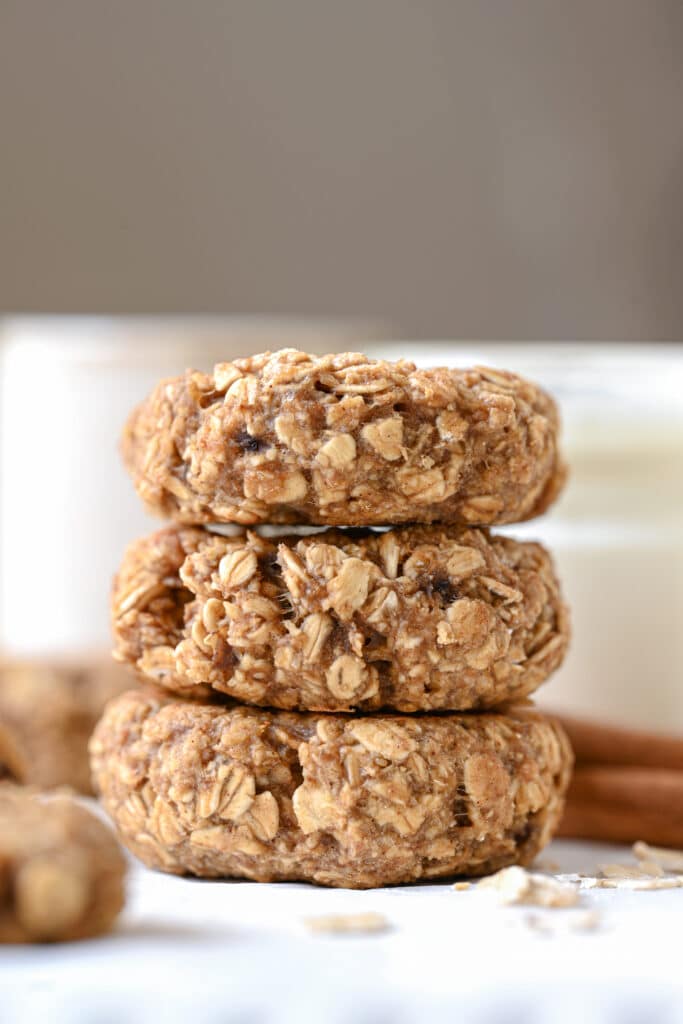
left=4, top=831, right=683, bottom=1024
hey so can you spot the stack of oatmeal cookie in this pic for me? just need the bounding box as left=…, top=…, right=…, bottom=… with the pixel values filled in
left=91, top=349, right=573, bottom=889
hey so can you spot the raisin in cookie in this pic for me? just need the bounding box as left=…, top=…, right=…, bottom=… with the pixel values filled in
left=91, top=689, right=572, bottom=889
left=0, top=787, right=126, bottom=942
left=122, top=350, right=565, bottom=527
left=112, top=524, right=568, bottom=712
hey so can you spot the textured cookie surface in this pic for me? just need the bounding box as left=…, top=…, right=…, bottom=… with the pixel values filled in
left=0, top=657, right=132, bottom=793
left=122, top=349, right=565, bottom=527
left=113, top=524, right=568, bottom=711
left=0, top=787, right=126, bottom=942
left=91, top=689, right=572, bottom=889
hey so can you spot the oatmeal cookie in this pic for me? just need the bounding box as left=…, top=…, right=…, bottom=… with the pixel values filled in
left=91, top=689, right=572, bottom=889
left=0, top=787, right=126, bottom=942
left=112, top=524, right=568, bottom=712
left=122, top=350, right=565, bottom=527
left=0, top=722, right=25, bottom=783
left=0, top=656, right=131, bottom=793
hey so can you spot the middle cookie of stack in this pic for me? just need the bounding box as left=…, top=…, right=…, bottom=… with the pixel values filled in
left=112, top=523, right=568, bottom=712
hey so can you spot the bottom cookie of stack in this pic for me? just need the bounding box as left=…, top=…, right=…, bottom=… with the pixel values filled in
left=91, top=690, right=572, bottom=889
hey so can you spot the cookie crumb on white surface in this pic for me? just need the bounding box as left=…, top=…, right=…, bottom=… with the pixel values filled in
left=304, top=912, right=390, bottom=935
left=633, top=841, right=683, bottom=873
left=525, top=909, right=600, bottom=935
left=599, top=862, right=664, bottom=879
left=594, top=877, right=683, bottom=891
left=477, top=866, right=579, bottom=907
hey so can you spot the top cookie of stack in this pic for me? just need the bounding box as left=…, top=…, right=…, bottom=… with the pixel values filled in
left=122, top=349, right=565, bottom=527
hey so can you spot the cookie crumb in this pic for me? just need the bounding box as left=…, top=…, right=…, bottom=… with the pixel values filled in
left=633, top=841, right=683, bottom=873
left=525, top=909, right=600, bottom=935
left=452, top=881, right=471, bottom=891
left=599, top=862, right=664, bottom=879
left=477, top=866, right=579, bottom=907
left=595, top=876, right=683, bottom=891
left=304, top=912, right=389, bottom=935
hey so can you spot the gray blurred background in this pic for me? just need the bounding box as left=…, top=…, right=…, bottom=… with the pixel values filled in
left=1, top=0, right=682, bottom=340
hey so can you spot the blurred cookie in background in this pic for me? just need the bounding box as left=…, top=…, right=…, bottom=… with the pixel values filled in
left=0, top=656, right=132, bottom=793
left=0, top=721, right=26, bottom=784
left=0, top=785, right=126, bottom=943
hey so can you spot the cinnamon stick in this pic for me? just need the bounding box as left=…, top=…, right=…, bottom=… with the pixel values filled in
left=551, top=713, right=683, bottom=771
left=558, top=765, right=683, bottom=847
